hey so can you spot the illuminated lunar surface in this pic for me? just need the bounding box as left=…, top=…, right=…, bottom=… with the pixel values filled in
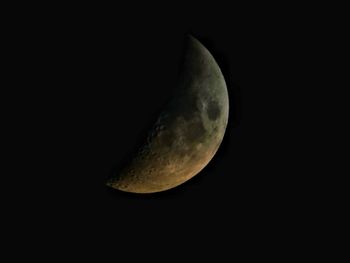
left=106, top=36, right=229, bottom=193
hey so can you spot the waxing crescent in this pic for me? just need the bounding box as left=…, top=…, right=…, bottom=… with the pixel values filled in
left=107, top=35, right=229, bottom=193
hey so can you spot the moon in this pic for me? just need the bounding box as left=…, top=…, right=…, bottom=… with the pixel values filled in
left=106, top=35, right=229, bottom=193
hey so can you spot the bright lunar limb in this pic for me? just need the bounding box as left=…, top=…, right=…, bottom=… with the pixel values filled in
left=106, top=35, right=229, bottom=193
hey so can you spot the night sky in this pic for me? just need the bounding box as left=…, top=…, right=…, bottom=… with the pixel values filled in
left=7, top=2, right=327, bottom=258
left=59, top=9, right=306, bottom=238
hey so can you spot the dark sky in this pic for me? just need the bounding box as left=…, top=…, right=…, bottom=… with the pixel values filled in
left=61, top=11, right=303, bottom=230
left=7, top=2, right=331, bottom=258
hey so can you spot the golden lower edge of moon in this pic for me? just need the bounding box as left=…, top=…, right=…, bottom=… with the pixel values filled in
left=106, top=135, right=224, bottom=194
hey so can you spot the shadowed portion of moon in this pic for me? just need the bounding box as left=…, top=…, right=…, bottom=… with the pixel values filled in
left=106, top=35, right=229, bottom=193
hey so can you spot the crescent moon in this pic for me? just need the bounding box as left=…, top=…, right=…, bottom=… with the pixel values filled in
left=107, top=35, right=229, bottom=193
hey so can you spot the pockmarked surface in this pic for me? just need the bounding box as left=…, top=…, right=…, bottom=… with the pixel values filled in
left=107, top=36, right=229, bottom=193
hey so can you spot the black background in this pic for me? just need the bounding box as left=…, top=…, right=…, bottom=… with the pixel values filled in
left=6, top=2, right=335, bottom=258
